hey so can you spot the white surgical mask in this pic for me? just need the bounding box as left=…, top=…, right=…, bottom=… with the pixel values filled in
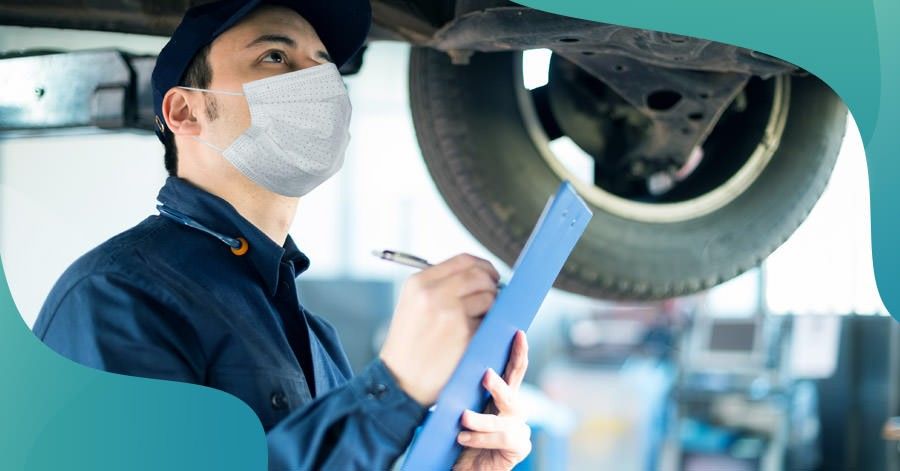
left=179, top=62, right=351, bottom=197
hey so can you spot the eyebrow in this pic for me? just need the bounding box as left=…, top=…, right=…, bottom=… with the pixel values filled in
left=245, top=33, right=332, bottom=62
left=316, top=50, right=333, bottom=62
left=246, top=33, right=297, bottom=49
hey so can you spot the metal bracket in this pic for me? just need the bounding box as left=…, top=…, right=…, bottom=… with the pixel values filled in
left=557, top=51, right=750, bottom=168
left=0, top=50, right=154, bottom=136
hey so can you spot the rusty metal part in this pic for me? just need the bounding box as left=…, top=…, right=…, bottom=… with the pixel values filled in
left=427, top=7, right=795, bottom=78
left=371, top=1, right=439, bottom=44
left=555, top=52, right=750, bottom=170
left=0, top=1, right=203, bottom=36
left=421, top=7, right=791, bottom=174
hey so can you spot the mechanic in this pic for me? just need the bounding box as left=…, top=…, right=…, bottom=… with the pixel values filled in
left=31, top=0, right=532, bottom=469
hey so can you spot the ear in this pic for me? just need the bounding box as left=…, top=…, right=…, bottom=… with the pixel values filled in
left=162, top=88, right=202, bottom=137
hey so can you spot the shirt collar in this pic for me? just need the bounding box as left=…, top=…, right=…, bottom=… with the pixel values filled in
left=156, top=176, right=310, bottom=296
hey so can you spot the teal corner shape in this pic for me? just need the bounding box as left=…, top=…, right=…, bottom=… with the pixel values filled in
left=0, top=256, right=267, bottom=470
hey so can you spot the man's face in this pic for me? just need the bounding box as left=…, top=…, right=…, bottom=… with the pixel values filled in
left=194, top=5, right=332, bottom=148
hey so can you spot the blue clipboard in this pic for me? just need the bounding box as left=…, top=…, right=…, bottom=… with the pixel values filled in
left=402, top=180, right=592, bottom=470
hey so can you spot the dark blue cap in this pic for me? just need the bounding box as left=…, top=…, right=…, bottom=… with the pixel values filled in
left=151, top=0, right=371, bottom=142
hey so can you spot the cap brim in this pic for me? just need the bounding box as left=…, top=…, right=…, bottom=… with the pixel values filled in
left=216, top=0, right=371, bottom=68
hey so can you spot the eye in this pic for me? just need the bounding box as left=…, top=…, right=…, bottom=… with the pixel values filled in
left=261, top=50, right=288, bottom=64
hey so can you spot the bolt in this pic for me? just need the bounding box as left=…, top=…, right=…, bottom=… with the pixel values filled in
left=34, top=87, right=45, bottom=99
left=648, top=172, right=674, bottom=195
left=630, top=161, right=646, bottom=176
left=447, top=49, right=473, bottom=65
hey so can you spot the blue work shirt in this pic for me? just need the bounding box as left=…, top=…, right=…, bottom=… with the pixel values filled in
left=32, top=175, right=427, bottom=470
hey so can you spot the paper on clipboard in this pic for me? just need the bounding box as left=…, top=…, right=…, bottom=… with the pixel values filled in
left=402, top=180, right=592, bottom=470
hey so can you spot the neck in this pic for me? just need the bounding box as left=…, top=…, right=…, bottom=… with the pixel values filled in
left=181, top=172, right=299, bottom=247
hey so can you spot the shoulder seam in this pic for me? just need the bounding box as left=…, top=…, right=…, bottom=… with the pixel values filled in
left=104, top=215, right=168, bottom=265
left=38, top=217, right=170, bottom=337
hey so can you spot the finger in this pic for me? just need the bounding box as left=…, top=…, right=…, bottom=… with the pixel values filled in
left=448, top=254, right=499, bottom=284
left=416, top=253, right=480, bottom=284
left=420, top=253, right=500, bottom=285
left=460, top=291, right=496, bottom=318
left=503, top=330, right=529, bottom=391
left=457, top=425, right=531, bottom=452
left=483, top=368, right=517, bottom=414
left=478, top=259, right=501, bottom=284
left=459, top=409, right=503, bottom=433
left=440, top=266, right=498, bottom=299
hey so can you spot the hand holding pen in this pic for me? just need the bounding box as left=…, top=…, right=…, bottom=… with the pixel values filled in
left=377, top=252, right=502, bottom=405
left=373, top=249, right=506, bottom=289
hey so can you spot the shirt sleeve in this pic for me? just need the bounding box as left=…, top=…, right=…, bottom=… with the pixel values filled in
left=266, top=358, right=428, bottom=470
left=35, top=272, right=428, bottom=471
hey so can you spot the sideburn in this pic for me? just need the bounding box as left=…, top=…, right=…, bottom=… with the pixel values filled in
left=204, top=94, right=219, bottom=122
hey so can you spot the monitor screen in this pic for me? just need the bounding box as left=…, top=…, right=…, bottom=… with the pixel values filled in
left=707, top=321, right=757, bottom=352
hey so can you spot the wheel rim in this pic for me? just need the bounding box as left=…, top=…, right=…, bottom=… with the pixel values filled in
left=514, top=51, right=792, bottom=224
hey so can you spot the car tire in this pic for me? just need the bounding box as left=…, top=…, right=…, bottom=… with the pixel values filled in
left=408, top=47, right=847, bottom=300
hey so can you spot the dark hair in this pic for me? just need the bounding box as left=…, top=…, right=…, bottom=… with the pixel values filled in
left=162, top=43, right=216, bottom=176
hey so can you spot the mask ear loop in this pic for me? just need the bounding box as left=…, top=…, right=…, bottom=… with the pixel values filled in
left=191, top=135, right=226, bottom=153
left=176, top=86, right=244, bottom=153
left=177, top=86, right=244, bottom=96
